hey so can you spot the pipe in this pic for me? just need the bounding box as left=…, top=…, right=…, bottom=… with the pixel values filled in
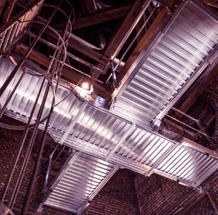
left=43, top=144, right=61, bottom=190
left=204, top=0, right=218, bottom=9
left=0, top=70, right=26, bottom=119
left=9, top=77, right=52, bottom=209
left=0, top=78, right=46, bottom=201
left=165, top=114, right=216, bottom=141
left=110, top=61, right=118, bottom=88
left=21, top=106, right=54, bottom=215
left=20, top=3, right=71, bottom=211
left=102, top=0, right=154, bottom=74
left=0, top=0, right=61, bottom=100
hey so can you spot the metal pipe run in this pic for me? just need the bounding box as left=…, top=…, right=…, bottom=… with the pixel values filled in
left=0, top=1, right=74, bottom=213
left=0, top=0, right=61, bottom=106
left=165, top=114, right=216, bottom=142
left=8, top=79, right=51, bottom=209
left=0, top=78, right=46, bottom=202
left=21, top=106, right=54, bottom=215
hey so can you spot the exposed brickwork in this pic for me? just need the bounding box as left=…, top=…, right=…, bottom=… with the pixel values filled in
left=83, top=169, right=140, bottom=215
left=186, top=196, right=216, bottom=215
left=0, top=126, right=75, bottom=215
left=203, top=171, right=218, bottom=211
left=202, top=75, right=218, bottom=142
left=134, top=173, right=201, bottom=215
left=0, top=125, right=141, bottom=215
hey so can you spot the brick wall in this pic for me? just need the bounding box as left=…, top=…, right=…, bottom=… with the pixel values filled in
left=185, top=196, right=216, bottom=215
left=0, top=125, right=141, bottom=215
left=133, top=169, right=218, bottom=215
left=83, top=169, right=140, bottom=215
left=0, top=126, right=75, bottom=215
left=134, top=173, right=200, bottom=215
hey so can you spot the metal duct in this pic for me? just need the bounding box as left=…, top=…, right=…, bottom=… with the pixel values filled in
left=0, top=59, right=217, bottom=190
left=111, top=0, right=218, bottom=128
left=42, top=152, right=118, bottom=214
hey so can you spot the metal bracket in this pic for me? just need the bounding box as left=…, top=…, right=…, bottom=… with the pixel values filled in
left=193, top=186, right=203, bottom=194
left=77, top=200, right=90, bottom=215
left=110, top=60, right=118, bottom=88
left=37, top=203, right=43, bottom=212
left=151, top=119, right=161, bottom=132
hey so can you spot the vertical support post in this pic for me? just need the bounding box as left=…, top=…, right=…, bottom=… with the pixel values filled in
left=21, top=104, right=54, bottom=215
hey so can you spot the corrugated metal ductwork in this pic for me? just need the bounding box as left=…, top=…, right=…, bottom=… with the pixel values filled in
left=0, top=59, right=217, bottom=190
left=42, top=152, right=118, bottom=214
left=111, top=0, right=218, bottom=128
left=1, top=0, right=218, bottom=212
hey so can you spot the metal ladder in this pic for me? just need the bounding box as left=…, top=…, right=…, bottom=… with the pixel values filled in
left=0, top=0, right=44, bottom=52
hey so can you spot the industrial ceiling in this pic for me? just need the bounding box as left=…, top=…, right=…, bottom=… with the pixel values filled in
left=0, top=0, right=218, bottom=214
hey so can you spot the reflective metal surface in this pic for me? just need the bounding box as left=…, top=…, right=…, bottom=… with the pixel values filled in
left=0, top=0, right=43, bottom=51
left=1, top=0, right=218, bottom=213
left=1, top=59, right=217, bottom=190
left=43, top=152, right=118, bottom=213
left=112, top=0, right=218, bottom=128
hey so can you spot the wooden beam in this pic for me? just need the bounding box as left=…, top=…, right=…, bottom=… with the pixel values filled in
left=92, top=0, right=147, bottom=79
left=16, top=44, right=112, bottom=101
left=72, top=4, right=131, bottom=29
left=113, top=6, right=170, bottom=97
left=68, top=36, right=108, bottom=67
left=1, top=0, right=16, bottom=23
left=0, top=0, right=6, bottom=14
left=40, top=27, right=109, bottom=68
left=103, top=0, right=145, bottom=58
left=81, top=0, right=97, bottom=14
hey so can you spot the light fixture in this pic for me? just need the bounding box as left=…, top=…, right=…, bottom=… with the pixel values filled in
left=77, top=81, right=93, bottom=98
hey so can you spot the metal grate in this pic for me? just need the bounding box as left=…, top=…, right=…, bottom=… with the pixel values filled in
left=1, top=1, right=218, bottom=212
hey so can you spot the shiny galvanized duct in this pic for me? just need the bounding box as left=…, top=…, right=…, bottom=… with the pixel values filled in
left=0, top=0, right=44, bottom=51
left=0, top=59, right=217, bottom=190
left=111, top=0, right=218, bottom=128
left=42, top=152, right=118, bottom=213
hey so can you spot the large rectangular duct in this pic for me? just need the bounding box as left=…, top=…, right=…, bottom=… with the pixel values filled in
left=111, top=0, right=218, bottom=128
left=0, top=59, right=217, bottom=190
left=1, top=0, right=218, bottom=212
left=41, top=152, right=118, bottom=214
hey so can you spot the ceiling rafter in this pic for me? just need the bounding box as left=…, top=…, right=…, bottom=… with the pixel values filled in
left=71, top=4, right=131, bottom=29
left=81, top=0, right=97, bottom=14
left=16, top=44, right=112, bottom=100
left=93, top=0, right=150, bottom=79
